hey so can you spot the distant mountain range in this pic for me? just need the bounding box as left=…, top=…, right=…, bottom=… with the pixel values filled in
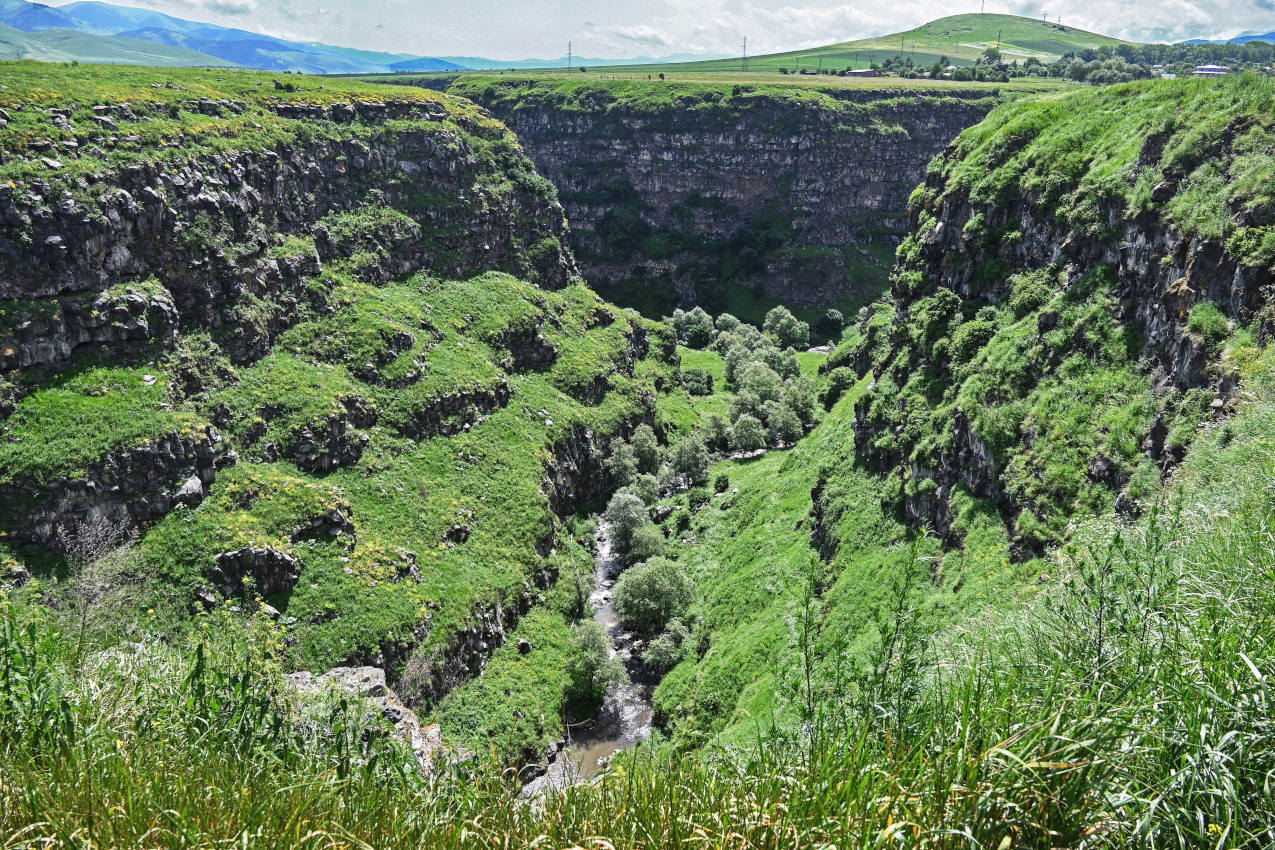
left=1183, top=30, right=1275, bottom=45
left=0, top=0, right=728, bottom=72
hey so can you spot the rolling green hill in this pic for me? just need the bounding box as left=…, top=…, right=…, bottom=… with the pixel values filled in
left=553, top=14, right=1128, bottom=75
left=0, top=21, right=235, bottom=65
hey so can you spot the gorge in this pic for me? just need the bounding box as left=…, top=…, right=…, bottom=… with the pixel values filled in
left=3, top=60, right=1275, bottom=847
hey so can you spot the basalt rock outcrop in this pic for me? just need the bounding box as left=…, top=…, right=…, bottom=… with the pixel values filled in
left=439, top=78, right=998, bottom=313
left=852, top=80, right=1275, bottom=551
left=0, top=426, right=226, bottom=548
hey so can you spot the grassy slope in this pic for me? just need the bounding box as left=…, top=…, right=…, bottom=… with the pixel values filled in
left=0, top=63, right=684, bottom=760
left=855, top=75, right=1275, bottom=551
left=498, top=14, right=1126, bottom=76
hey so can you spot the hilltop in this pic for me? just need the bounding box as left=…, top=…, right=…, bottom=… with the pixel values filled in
left=540, top=14, right=1129, bottom=75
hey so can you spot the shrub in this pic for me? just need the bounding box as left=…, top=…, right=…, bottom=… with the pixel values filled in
left=671, top=435, right=709, bottom=486
left=730, top=414, right=767, bottom=451
left=630, top=424, right=661, bottom=474
left=682, top=368, right=715, bottom=396
left=627, top=523, right=665, bottom=563
left=605, top=491, right=649, bottom=551
left=713, top=472, right=730, bottom=493
left=1188, top=302, right=1230, bottom=350
left=612, top=556, right=693, bottom=635
left=564, top=620, right=627, bottom=705
left=641, top=618, right=690, bottom=672
left=685, top=486, right=710, bottom=510
left=821, top=367, right=857, bottom=409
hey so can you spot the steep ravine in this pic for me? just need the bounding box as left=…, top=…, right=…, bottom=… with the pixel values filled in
left=394, top=77, right=999, bottom=318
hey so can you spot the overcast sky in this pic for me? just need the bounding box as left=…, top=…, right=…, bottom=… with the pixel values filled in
left=54, top=0, right=1275, bottom=58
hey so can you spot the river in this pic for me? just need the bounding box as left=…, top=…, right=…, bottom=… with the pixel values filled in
left=523, top=518, right=655, bottom=794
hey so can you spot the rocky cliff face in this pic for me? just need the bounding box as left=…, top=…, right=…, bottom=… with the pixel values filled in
left=849, top=78, right=1275, bottom=551
left=0, top=82, right=575, bottom=549
left=439, top=79, right=997, bottom=315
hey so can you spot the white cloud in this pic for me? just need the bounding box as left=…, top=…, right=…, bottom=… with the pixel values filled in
left=48, top=0, right=1275, bottom=57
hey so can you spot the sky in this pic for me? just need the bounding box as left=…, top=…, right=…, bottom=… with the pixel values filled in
left=52, top=0, right=1275, bottom=59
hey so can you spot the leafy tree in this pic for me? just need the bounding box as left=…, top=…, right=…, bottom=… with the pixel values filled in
left=564, top=621, right=627, bottom=705
left=730, top=413, right=768, bottom=451
left=613, top=556, right=693, bottom=635
left=627, top=523, right=665, bottom=563
left=671, top=435, right=709, bottom=486
left=641, top=618, right=690, bottom=672
left=605, top=491, right=649, bottom=551
left=729, top=389, right=764, bottom=423
left=714, top=312, right=742, bottom=333
left=605, top=439, right=638, bottom=487
left=630, top=424, right=661, bottom=474
left=818, top=308, right=845, bottom=336
left=703, top=413, right=731, bottom=452
left=763, top=306, right=810, bottom=349
left=740, top=361, right=783, bottom=403
left=767, top=402, right=803, bottom=443
left=672, top=306, right=714, bottom=348
left=783, top=376, right=818, bottom=425
left=631, top=473, right=660, bottom=506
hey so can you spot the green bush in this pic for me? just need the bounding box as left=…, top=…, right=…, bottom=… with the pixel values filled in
left=612, top=556, right=693, bottom=635
left=564, top=620, right=627, bottom=706
left=730, top=414, right=768, bottom=451
left=627, top=523, right=666, bottom=563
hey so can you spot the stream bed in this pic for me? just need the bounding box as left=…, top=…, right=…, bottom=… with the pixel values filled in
left=523, top=519, right=655, bottom=794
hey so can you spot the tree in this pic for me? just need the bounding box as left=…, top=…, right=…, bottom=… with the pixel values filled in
left=730, top=413, right=768, bottom=451
left=627, top=523, right=665, bottom=563
left=672, top=306, right=714, bottom=348
left=783, top=376, right=818, bottom=426
left=642, top=618, right=690, bottom=672
left=630, top=424, right=661, bottom=474
left=763, top=306, right=810, bottom=349
left=612, top=557, right=693, bottom=635
left=670, top=434, right=710, bottom=486
left=631, top=473, right=660, bottom=506
left=605, top=439, right=638, bottom=487
left=714, top=312, right=742, bottom=333
left=740, top=361, right=783, bottom=404
left=605, top=491, right=649, bottom=552
left=818, top=308, right=845, bottom=336
left=767, top=402, right=803, bottom=444
left=564, top=621, right=627, bottom=705
left=703, top=412, right=731, bottom=452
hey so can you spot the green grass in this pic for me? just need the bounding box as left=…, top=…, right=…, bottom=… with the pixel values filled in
left=6, top=341, right=1275, bottom=846
left=0, top=61, right=511, bottom=198
left=0, top=364, right=202, bottom=486
left=924, top=74, right=1275, bottom=266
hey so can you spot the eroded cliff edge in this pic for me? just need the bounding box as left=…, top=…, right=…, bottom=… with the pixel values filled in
left=406, top=77, right=998, bottom=318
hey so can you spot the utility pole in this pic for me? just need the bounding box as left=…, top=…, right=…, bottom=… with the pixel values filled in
left=742, top=36, right=748, bottom=72
left=567, top=41, right=572, bottom=70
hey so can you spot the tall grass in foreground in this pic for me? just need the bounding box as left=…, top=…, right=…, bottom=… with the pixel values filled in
left=3, top=480, right=1275, bottom=847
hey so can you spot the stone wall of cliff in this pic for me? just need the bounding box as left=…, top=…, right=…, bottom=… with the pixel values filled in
left=429, top=78, right=998, bottom=317
left=845, top=77, right=1275, bottom=552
